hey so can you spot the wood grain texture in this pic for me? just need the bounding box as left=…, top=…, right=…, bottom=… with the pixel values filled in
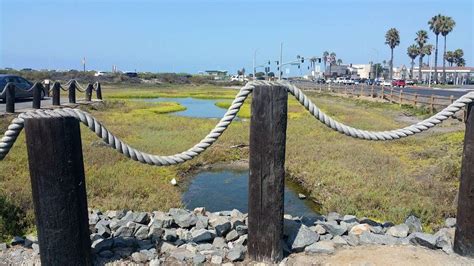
left=5, top=83, right=15, bottom=113
left=52, top=82, right=60, bottom=106
left=69, top=82, right=76, bottom=103
left=32, top=84, right=42, bottom=109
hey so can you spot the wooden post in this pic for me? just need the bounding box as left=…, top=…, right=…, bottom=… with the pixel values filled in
left=390, top=89, right=394, bottom=103
left=399, top=90, right=403, bottom=106
left=248, top=84, right=287, bottom=263
left=454, top=102, right=474, bottom=257
left=371, top=86, right=374, bottom=97
left=32, top=83, right=42, bottom=109
left=451, top=95, right=454, bottom=104
left=5, top=83, right=15, bottom=113
left=85, top=84, right=93, bottom=101
left=69, top=82, right=76, bottom=104
left=96, top=82, right=102, bottom=100
left=24, top=116, right=92, bottom=265
left=52, top=82, right=61, bottom=106
left=381, top=86, right=385, bottom=100
left=414, top=93, right=418, bottom=107
left=430, top=95, right=434, bottom=113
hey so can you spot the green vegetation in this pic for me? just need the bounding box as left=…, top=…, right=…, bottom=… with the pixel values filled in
left=0, top=84, right=466, bottom=240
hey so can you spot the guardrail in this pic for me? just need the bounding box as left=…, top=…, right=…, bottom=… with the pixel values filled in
left=1, top=81, right=474, bottom=263
left=2, top=80, right=102, bottom=114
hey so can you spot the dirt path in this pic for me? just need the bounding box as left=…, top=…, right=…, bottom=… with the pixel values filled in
left=281, top=245, right=474, bottom=266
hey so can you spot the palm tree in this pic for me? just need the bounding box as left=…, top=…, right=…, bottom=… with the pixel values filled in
left=440, top=16, right=455, bottom=83
left=453, top=49, right=465, bottom=84
left=337, top=59, right=343, bottom=66
left=445, top=51, right=455, bottom=66
left=415, top=30, right=429, bottom=82
left=385, top=28, right=400, bottom=80
left=428, top=14, right=443, bottom=83
left=323, top=51, right=329, bottom=73
left=328, top=52, right=336, bottom=76
left=407, top=44, right=419, bottom=79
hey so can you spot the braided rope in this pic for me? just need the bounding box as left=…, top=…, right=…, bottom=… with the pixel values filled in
left=74, top=80, right=87, bottom=92
left=0, top=81, right=257, bottom=165
left=283, top=81, right=472, bottom=140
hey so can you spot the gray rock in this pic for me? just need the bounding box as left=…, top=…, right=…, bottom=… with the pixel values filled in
left=285, top=222, right=319, bottom=252
left=0, top=243, right=7, bottom=251
left=226, top=230, right=239, bottom=242
left=195, top=215, right=209, bottom=230
left=170, top=248, right=194, bottom=261
left=114, top=247, right=135, bottom=258
left=386, top=224, right=409, bottom=238
left=123, top=211, right=150, bottom=225
left=135, top=226, right=149, bottom=240
left=197, top=243, right=214, bottom=251
left=305, top=240, right=335, bottom=254
left=32, top=243, right=40, bottom=254
left=298, top=193, right=307, bottom=199
left=410, top=232, right=438, bottom=249
left=435, top=228, right=455, bottom=253
left=176, top=228, right=192, bottom=241
left=210, top=217, right=232, bottom=237
left=89, top=212, right=100, bottom=225
left=349, top=223, right=372, bottom=236
left=359, top=218, right=381, bottom=227
left=193, top=253, right=207, bottom=264
left=369, top=225, right=384, bottom=234
left=342, top=234, right=359, bottom=246
left=319, top=234, right=333, bottom=241
left=99, top=250, right=114, bottom=258
left=96, top=222, right=111, bottom=238
left=140, top=248, right=157, bottom=260
left=359, top=231, right=397, bottom=245
left=150, top=258, right=161, bottom=266
left=213, top=237, right=227, bottom=249
left=158, top=241, right=176, bottom=253
left=445, top=218, right=456, bottom=228
left=340, top=221, right=359, bottom=232
left=109, top=219, right=126, bottom=231
left=332, top=235, right=348, bottom=247
left=311, top=224, right=327, bottom=235
left=113, top=237, right=136, bottom=248
left=138, top=240, right=154, bottom=250
left=234, top=235, right=248, bottom=246
left=175, top=212, right=198, bottom=228
left=106, top=210, right=126, bottom=219
left=90, top=233, right=103, bottom=243
left=163, top=229, right=178, bottom=242
left=192, top=229, right=214, bottom=243
left=235, top=225, right=248, bottom=236
left=319, top=221, right=347, bottom=236
left=114, top=225, right=135, bottom=237
left=227, top=246, right=245, bottom=262
left=211, top=255, right=223, bottom=264
left=150, top=212, right=174, bottom=228
left=342, top=215, right=358, bottom=223
left=92, top=238, right=114, bottom=253
left=148, top=226, right=164, bottom=242
left=405, top=215, right=423, bottom=233
left=11, top=236, right=24, bottom=245
left=327, top=212, right=341, bottom=222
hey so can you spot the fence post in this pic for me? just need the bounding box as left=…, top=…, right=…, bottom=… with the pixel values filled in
left=399, top=90, right=403, bottom=106
left=451, top=95, right=454, bottom=104
left=248, top=83, right=287, bottom=263
left=381, top=86, right=385, bottom=100
left=85, top=84, right=93, bottom=101
left=414, top=93, right=418, bottom=107
left=5, top=83, right=15, bottom=113
left=52, top=82, right=61, bottom=106
left=454, top=102, right=474, bottom=257
left=32, top=83, right=42, bottom=109
left=44, top=82, right=51, bottom=97
left=96, top=82, right=103, bottom=100
left=371, top=86, right=374, bottom=97
left=430, top=95, right=434, bottom=113
left=24, top=116, right=92, bottom=265
left=390, top=89, right=394, bottom=103
left=69, top=81, right=76, bottom=104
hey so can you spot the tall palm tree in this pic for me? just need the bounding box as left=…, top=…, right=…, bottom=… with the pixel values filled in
left=337, top=59, right=343, bottom=66
left=453, top=49, right=465, bottom=84
left=328, top=52, right=336, bottom=76
left=440, top=16, right=455, bottom=83
left=385, top=28, right=400, bottom=80
left=445, top=51, right=455, bottom=66
left=407, top=44, right=419, bottom=79
left=323, top=51, right=329, bottom=73
left=415, top=30, right=429, bottom=82
left=428, top=14, right=443, bottom=83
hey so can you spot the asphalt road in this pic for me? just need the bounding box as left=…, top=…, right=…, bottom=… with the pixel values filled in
left=0, top=97, right=70, bottom=113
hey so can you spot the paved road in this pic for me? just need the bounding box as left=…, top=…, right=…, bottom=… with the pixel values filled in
left=0, top=97, right=71, bottom=113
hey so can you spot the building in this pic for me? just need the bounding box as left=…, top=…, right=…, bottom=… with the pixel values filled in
left=413, top=66, right=474, bottom=85
left=349, top=64, right=371, bottom=79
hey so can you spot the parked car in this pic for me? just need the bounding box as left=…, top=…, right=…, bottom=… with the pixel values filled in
left=406, top=80, right=415, bottom=86
left=0, top=74, right=46, bottom=102
left=381, top=80, right=392, bottom=86
left=392, top=79, right=406, bottom=88
left=124, top=71, right=138, bottom=78
left=343, top=78, right=355, bottom=85
left=94, top=71, right=109, bottom=77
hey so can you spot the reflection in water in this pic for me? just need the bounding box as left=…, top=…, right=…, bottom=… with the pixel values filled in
left=182, top=169, right=320, bottom=218
left=144, top=97, right=227, bottom=118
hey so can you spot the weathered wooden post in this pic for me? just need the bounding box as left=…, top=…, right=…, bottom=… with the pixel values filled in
left=52, top=82, right=61, bottom=106
left=430, top=95, right=434, bottom=113
left=85, top=83, right=93, bottom=101
left=390, top=88, right=394, bottom=103
left=248, top=83, right=287, bottom=263
left=96, top=82, right=102, bottom=100
left=399, top=90, right=403, bottom=106
left=414, top=93, right=418, bottom=107
left=454, top=102, right=474, bottom=257
left=24, top=116, right=92, bottom=265
left=5, top=83, right=15, bottom=113
left=69, top=81, right=76, bottom=104
left=32, top=83, right=42, bottom=109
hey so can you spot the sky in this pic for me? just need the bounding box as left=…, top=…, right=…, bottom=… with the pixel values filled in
left=0, top=0, right=473, bottom=75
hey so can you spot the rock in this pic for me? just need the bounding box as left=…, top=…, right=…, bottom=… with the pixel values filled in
left=405, top=215, right=423, bottom=233
left=369, top=225, right=384, bottom=234
left=382, top=221, right=395, bottom=228
left=386, top=224, right=410, bottom=238
left=435, top=228, right=455, bottom=254
left=193, top=253, right=207, bottom=264
left=114, top=237, right=136, bottom=248
left=340, top=221, right=359, bottom=232
left=410, top=232, right=438, bottom=249
left=227, top=246, right=245, bottom=262
left=211, top=255, right=223, bottom=264
left=150, top=212, right=174, bottom=228
left=150, top=259, right=161, bottom=266
left=359, top=218, right=381, bottom=227
left=138, top=240, right=154, bottom=250
left=343, top=234, right=359, bottom=246
left=319, top=221, right=347, bottom=236
left=235, top=225, right=248, bottom=236
left=305, top=240, right=335, bottom=254
left=169, top=248, right=194, bottom=261
left=311, top=224, right=327, bottom=235
left=148, top=226, right=164, bottom=242
left=332, top=235, right=348, bottom=247
left=175, top=213, right=198, bottom=228
left=192, top=229, right=214, bottom=243
left=135, top=226, right=149, bottom=240
left=349, top=224, right=371, bottom=236
left=32, top=243, right=40, bottom=254
left=197, top=243, right=214, bottom=251
left=0, top=243, right=7, bottom=251
left=445, top=218, right=456, bottom=228
left=131, top=251, right=148, bottom=262
left=196, top=215, right=209, bottom=230
left=226, top=230, right=239, bottom=242
left=89, top=212, right=100, bottom=225
left=176, top=228, right=192, bottom=241
left=91, top=238, right=114, bottom=253
left=285, top=222, right=319, bottom=252
left=210, top=217, right=232, bottom=237
left=359, top=231, right=397, bottom=245
left=163, top=229, right=178, bottom=242
left=99, top=250, right=114, bottom=258
left=158, top=241, right=176, bottom=253
left=96, top=222, right=111, bottom=238
left=298, top=193, right=307, bottom=199
left=141, top=248, right=157, bottom=260
left=326, top=212, right=342, bottom=222
left=11, top=236, right=24, bottom=246
left=171, top=178, right=177, bottom=186
left=122, top=211, right=150, bottom=225
left=115, top=247, right=135, bottom=258
left=342, top=215, right=358, bottom=223
left=234, top=235, right=248, bottom=246
left=213, top=237, right=227, bottom=249
left=114, top=225, right=135, bottom=238
left=194, top=207, right=206, bottom=215
left=106, top=210, right=126, bottom=219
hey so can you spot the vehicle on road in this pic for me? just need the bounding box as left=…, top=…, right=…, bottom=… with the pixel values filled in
left=406, top=80, right=415, bottom=86
left=381, top=80, right=392, bottom=86
left=392, top=79, right=406, bottom=88
left=0, top=74, right=46, bottom=102
left=94, top=71, right=110, bottom=77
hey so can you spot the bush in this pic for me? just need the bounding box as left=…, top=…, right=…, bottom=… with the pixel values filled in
left=0, top=193, right=27, bottom=242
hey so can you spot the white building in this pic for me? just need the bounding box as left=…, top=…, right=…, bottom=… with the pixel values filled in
left=413, top=66, right=474, bottom=85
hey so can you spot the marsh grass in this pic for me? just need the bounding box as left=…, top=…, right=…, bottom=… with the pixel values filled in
left=0, top=84, right=464, bottom=240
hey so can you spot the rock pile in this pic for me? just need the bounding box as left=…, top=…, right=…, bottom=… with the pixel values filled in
left=0, top=209, right=458, bottom=265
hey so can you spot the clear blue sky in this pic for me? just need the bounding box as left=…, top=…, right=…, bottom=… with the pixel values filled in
left=1, top=0, right=472, bottom=74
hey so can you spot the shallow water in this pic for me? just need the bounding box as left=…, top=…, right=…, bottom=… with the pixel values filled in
left=182, top=169, right=321, bottom=218
left=144, top=97, right=226, bottom=118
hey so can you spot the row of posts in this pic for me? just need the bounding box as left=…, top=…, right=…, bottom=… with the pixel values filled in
left=4, top=81, right=102, bottom=113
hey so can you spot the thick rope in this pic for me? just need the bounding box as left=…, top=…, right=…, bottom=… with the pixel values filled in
left=283, top=81, right=472, bottom=140
left=0, top=81, right=257, bottom=165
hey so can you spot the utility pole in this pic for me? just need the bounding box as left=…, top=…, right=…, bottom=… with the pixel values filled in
left=253, top=49, right=258, bottom=80
left=82, top=57, right=86, bottom=72
left=279, top=42, right=283, bottom=80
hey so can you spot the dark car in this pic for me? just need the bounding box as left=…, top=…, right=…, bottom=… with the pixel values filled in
left=0, top=74, right=45, bottom=102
